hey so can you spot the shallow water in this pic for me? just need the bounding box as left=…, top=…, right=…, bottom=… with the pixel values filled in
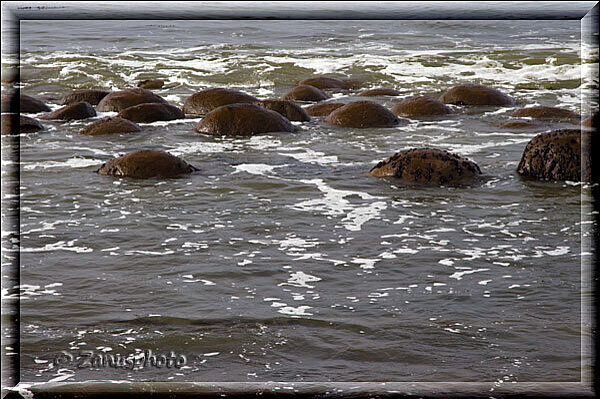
left=2, top=19, right=597, bottom=383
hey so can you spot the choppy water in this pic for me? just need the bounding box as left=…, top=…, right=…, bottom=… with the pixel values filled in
left=2, top=19, right=597, bottom=384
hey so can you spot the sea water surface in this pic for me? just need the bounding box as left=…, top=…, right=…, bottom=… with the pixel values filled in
left=2, top=19, right=597, bottom=383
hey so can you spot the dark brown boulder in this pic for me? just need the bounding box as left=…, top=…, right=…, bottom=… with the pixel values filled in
left=1, top=92, right=51, bottom=113
left=96, top=88, right=167, bottom=112
left=253, top=99, right=310, bottom=122
left=512, top=106, right=579, bottom=121
left=40, top=102, right=96, bottom=120
left=281, top=85, right=329, bottom=102
left=61, top=89, right=110, bottom=105
left=298, top=76, right=359, bottom=90
left=495, top=120, right=543, bottom=129
left=96, top=150, right=198, bottom=179
left=440, top=84, right=515, bottom=106
left=325, top=101, right=405, bottom=128
left=517, top=129, right=582, bottom=181
left=137, top=79, right=164, bottom=90
left=1, top=114, right=44, bottom=135
left=182, top=88, right=257, bottom=115
left=582, top=111, right=598, bottom=128
left=117, top=103, right=185, bottom=123
left=195, top=103, right=296, bottom=137
left=79, top=117, right=141, bottom=136
left=369, top=148, right=482, bottom=185
left=358, top=88, right=402, bottom=97
left=391, top=96, right=454, bottom=117
left=303, top=102, right=345, bottom=117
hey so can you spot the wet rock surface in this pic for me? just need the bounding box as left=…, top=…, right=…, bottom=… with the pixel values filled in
left=79, top=117, right=141, bottom=136
left=2, top=92, right=51, bottom=113
left=97, top=88, right=167, bottom=112
left=512, top=106, right=579, bottom=121
left=358, top=88, right=402, bottom=97
left=253, top=99, right=310, bottom=122
left=61, top=89, right=110, bottom=105
left=303, top=102, right=345, bottom=117
left=325, top=100, right=404, bottom=128
left=281, top=85, right=330, bottom=102
left=40, top=102, right=96, bottom=120
left=298, top=76, right=359, bottom=90
left=440, top=84, right=515, bottom=106
left=183, top=88, right=258, bottom=115
left=1, top=114, right=45, bottom=134
left=137, top=79, right=165, bottom=90
left=96, top=149, right=198, bottom=179
left=117, top=103, right=185, bottom=123
left=391, top=96, right=454, bottom=117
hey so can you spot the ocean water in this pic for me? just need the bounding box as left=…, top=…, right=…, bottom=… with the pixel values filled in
left=2, top=18, right=597, bottom=384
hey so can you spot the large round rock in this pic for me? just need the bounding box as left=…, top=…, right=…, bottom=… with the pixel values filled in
left=299, top=76, right=359, bottom=90
left=96, top=88, right=167, bottom=112
left=97, top=150, right=197, bottom=179
left=303, top=102, right=345, bottom=117
left=440, top=84, right=515, bottom=106
left=118, top=103, right=185, bottom=123
left=183, top=88, right=257, bottom=115
left=79, top=117, right=141, bottom=136
left=392, top=96, right=454, bottom=117
left=2, top=92, right=51, bottom=113
left=369, top=148, right=482, bottom=185
left=512, top=106, right=579, bottom=121
left=195, top=103, right=296, bottom=137
left=40, top=102, right=96, bottom=120
left=517, top=129, right=582, bottom=181
left=325, top=101, right=404, bottom=128
left=281, top=85, right=329, bottom=102
left=137, top=79, right=164, bottom=90
left=61, top=89, right=110, bottom=105
left=253, top=99, right=310, bottom=122
left=358, top=88, right=401, bottom=97
left=1, top=114, right=44, bottom=135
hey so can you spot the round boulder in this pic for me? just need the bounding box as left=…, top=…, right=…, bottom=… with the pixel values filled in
left=495, top=120, right=542, bottom=129
left=96, top=88, right=167, bottom=112
left=517, top=129, right=582, bottom=181
left=281, top=85, right=329, bottom=102
left=137, top=79, right=164, bottom=90
left=79, top=117, right=141, bottom=136
left=253, top=99, right=310, bottom=122
left=391, top=96, right=454, bottom=117
left=358, top=88, right=401, bottom=97
left=369, top=148, right=482, bottom=185
left=1, top=114, right=44, bottom=135
left=440, top=84, right=515, bottom=106
left=40, top=102, right=96, bottom=120
left=96, top=150, right=198, bottom=179
left=298, top=76, right=358, bottom=90
left=182, top=88, right=257, bottom=115
left=195, top=103, right=296, bottom=137
left=325, top=101, right=405, bottom=128
left=118, top=103, right=185, bottom=123
left=512, top=106, right=579, bottom=121
left=61, top=89, right=110, bottom=105
left=303, top=102, right=345, bottom=117
left=1, top=92, right=51, bottom=113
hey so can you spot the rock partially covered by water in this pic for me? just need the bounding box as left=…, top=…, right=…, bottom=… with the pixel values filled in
left=325, top=101, right=405, bottom=128
left=1, top=92, right=51, bottom=113
left=281, top=85, right=329, bottom=102
left=253, top=99, right=310, bottom=122
left=118, top=103, right=185, bottom=123
left=79, top=117, right=141, bottom=136
left=195, top=103, right=296, bottom=136
left=303, top=102, right=345, bottom=117
left=512, top=106, right=579, bottom=121
left=40, top=102, right=96, bottom=120
left=61, top=89, right=110, bottom=105
left=137, top=79, right=164, bottom=90
left=299, top=76, right=359, bottom=90
left=369, top=148, right=482, bottom=185
left=97, top=150, right=198, bottom=179
left=183, top=88, right=258, bottom=115
left=517, top=129, right=582, bottom=181
left=391, top=96, right=454, bottom=117
left=1, top=114, right=44, bottom=134
left=97, top=88, right=167, bottom=112
left=495, top=120, right=542, bottom=129
left=358, top=88, right=401, bottom=97
left=440, top=84, right=515, bottom=106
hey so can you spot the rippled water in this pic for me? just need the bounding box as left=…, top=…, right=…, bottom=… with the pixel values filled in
left=2, top=19, right=597, bottom=383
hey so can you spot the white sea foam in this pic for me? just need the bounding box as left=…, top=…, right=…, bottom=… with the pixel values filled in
left=279, top=271, right=321, bottom=289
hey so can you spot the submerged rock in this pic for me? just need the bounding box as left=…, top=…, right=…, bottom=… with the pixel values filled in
left=1, top=92, right=51, bottom=113
left=298, top=76, right=359, bottom=90
left=137, top=79, right=164, bottom=90
left=96, top=150, right=198, bottom=179
left=40, top=102, right=96, bottom=120
left=495, top=120, right=543, bottom=129
left=253, top=99, right=310, bottom=122
left=440, top=84, right=515, bottom=106
left=369, top=148, right=482, bottom=185
left=118, top=103, right=185, bottom=123
left=281, top=85, right=329, bottom=102
left=183, top=88, right=257, bottom=115
left=96, top=88, right=167, bottom=112
left=195, top=103, right=296, bottom=136
left=325, top=101, right=404, bottom=128
left=61, top=89, right=110, bottom=105
left=1, top=114, right=44, bottom=134
left=303, top=102, right=345, bottom=117
left=391, top=96, right=454, bottom=117
left=512, top=106, right=579, bottom=121
left=79, top=117, right=141, bottom=136
left=358, top=88, right=402, bottom=97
